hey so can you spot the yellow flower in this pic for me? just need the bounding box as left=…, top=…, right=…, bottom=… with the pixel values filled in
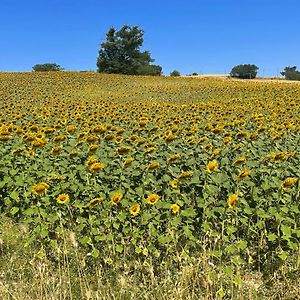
left=228, top=194, right=238, bottom=208
left=206, top=160, right=218, bottom=173
left=12, top=147, right=25, bottom=155
left=233, top=156, right=246, bottom=166
left=86, top=156, right=97, bottom=166
left=282, top=177, right=297, bottom=189
left=88, top=144, right=98, bottom=153
left=32, top=182, right=49, bottom=196
left=170, top=179, right=179, bottom=189
left=178, top=171, right=193, bottom=180
left=147, top=161, right=160, bottom=171
left=51, top=146, right=63, bottom=155
left=170, top=204, right=180, bottom=214
left=146, top=194, right=160, bottom=205
left=238, top=169, right=251, bottom=180
left=167, top=154, right=180, bottom=164
left=143, top=147, right=156, bottom=155
left=57, top=193, right=70, bottom=204
left=270, top=151, right=287, bottom=161
left=123, top=157, right=134, bottom=168
left=87, top=197, right=102, bottom=208
left=89, top=162, right=104, bottom=172
left=69, top=150, right=79, bottom=157
left=117, top=146, right=132, bottom=155
left=111, top=191, right=123, bottom=205
left=129, top=203, right=141, bottom=216
left=86, top=135, right=98, bottom=143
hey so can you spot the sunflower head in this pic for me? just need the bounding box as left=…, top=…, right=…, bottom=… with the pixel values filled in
left=32, top=182, right=49, bottom=196
left=87, top=197, right=102, bottom=208
left=111, top=191, right=123, bottom=205
left=227, top=194, right=238, bottom=208
left=206, top=160, right=218, bottom=173
left=170, top=204, right=180, bottom=214
left=282, top=177, right=297, bottom=189
left=146, top=194, right=160, bottom=205
left=56, top=193, right=70, bottom=204
left=89, top=162, right=105, bottom=172
left=129, top=203, right=141, bottom=216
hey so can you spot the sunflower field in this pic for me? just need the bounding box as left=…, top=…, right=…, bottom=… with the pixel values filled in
left=1, top=71, right=300, bottom=277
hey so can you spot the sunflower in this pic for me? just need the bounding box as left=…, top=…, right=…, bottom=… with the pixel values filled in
left=282, top=177, right=297, bottom=189
left=147, top=161, right=160, bottom=172
left=167, top=154, right=180, bottom=164
left=238, top=169, right=251, bottom=180
left=69, top=150, right=79, bottom=157
left=87, top=197, right=102, bottom=208
left=117, top=146, right=132, bottom=155
left=86, top=135, right=98, bottom=143
left=123, top=157, right=134, bottom=168
left=88, top=144, right=98, bottom=153
left=228, top=194, right=238, bottom=208
left=146, top=194, right=160, bottom=205
left=111, top=191, right=123, bottom=205
left=170, top=204, right=180, bottom=214
left=86, top=156, right=97, bottom=166
left=89, top=162, right=104, bottom=172
left=170, top=179, right=179, bottom=189
left=32, top=182, right=49, bottom=196
left=129, top=203, right=141, bottom=216
left=178, top=171, right=193, bottom=180
left=12, top=147, right=25, bottom=155
left=206, top=160, right=218, bottom=173
left=51, top=146, right=63, bottom=155
left=233, top=156, right=246, bottom=166
left=56, top=193, right=70, bottom=204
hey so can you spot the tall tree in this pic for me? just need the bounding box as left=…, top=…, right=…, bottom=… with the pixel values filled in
left=281, top=66, right=300, bottom=81
left=230, top=64, right=259, bottom=79
left=97, top=25, right=162, bottom=75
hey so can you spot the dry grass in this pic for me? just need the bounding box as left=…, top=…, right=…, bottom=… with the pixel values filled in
left=1, top=220, right=300, bottom=300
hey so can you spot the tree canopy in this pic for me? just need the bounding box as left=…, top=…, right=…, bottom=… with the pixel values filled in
left=281, top=66, right=300, bottom=81
left=170, top=70, right=181, bottom=77
left=96, top=25, right=162, bottom=76
left=230, top=64, right=259, bottom=79
left=32, top=63, right=63, bottom=72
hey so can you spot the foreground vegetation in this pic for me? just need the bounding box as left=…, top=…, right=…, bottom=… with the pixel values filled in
left=1, top=72, right=300, bottom=299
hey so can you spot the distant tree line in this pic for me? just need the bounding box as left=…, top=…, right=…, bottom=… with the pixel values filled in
left=280, top=66, right=300, bottom=81
left=32, top=63, right=63, bottom=72
left=31, top=25, right=300, bottom=81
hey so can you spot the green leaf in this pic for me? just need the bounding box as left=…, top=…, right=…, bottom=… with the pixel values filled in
left=181, top=208, right=197, bottom=218
left=10, top=207, right=20, bottom=215
left=281, top=225, right=291, bottom=239
left=10, top=191, right=19, bottom=200
left=115, top=244, right=123, bottom=253
left=91, top=248, right=99, bottom=258
left=278, top=251, right=289, bottom=260
left=237, top=240, right=248, bottom=250
left=158, top=235, right=172, bottom=244
left=267, top=233, right=277, bottom=242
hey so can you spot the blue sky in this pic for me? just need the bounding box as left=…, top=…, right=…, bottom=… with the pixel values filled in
left=0, top=0, right=299, bottom=76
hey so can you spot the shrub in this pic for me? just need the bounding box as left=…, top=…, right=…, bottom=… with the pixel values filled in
left=281, top=66, right=300, bottom=81
left=32, top=63, right=63, bottom=72
left=170, top=70, right=180, bottom=77
left=230, top=64, right=258, bottom=79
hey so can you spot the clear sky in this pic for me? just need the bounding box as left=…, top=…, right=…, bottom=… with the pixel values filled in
left=0, top=0, right=299, bottom=76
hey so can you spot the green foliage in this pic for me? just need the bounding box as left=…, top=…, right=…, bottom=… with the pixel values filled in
left=281, top=66, right=300, bottom=81
left=97, top=25, right=162, bottom=76
left=230, top=64, right=259, bottom=79
left=32, top=63, right=63, bottom=72
left=170, top=70, right=181, bottom=77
